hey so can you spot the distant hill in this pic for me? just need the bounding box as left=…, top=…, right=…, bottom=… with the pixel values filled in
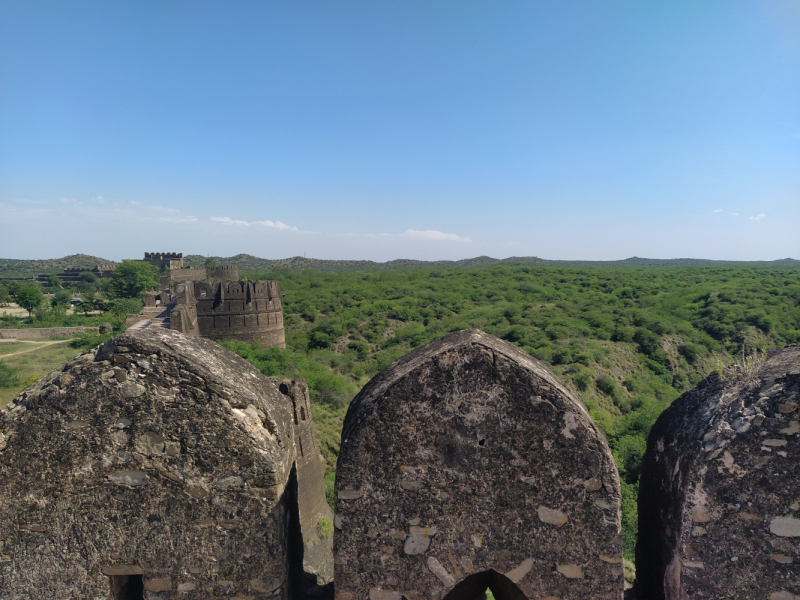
left=184, top=253, right=800, bottom=273
left=1, top=253, right=796, bottom=279
left=0, top=254, right=117, bottom=278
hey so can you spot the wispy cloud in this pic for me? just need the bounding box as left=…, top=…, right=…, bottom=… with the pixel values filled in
left=713, top=209, right=723, bottom=213
left=402, top=229, right=472, bottom=242
left=732, top=212, right=739, bottom=217
left=211, top=216, right=250, bottom=226
left=212, top=216, right=301, bottom=231
left=749, top=213, right=766, bottom=221
left=254, top=220, right=299, bottom=232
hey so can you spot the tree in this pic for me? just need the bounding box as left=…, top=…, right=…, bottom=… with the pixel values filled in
left=47, top=275, right=62, bottom=287
left=109, top=260, right=160, bottom=299
left=15, top=285, right=44, bottom=316
left=52, top=290, right=71, bottom=307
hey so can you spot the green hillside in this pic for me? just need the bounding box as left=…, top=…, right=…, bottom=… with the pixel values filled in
left=185, top=252, right=800, bottom=273
left=0, top=254, right=117, bottom=278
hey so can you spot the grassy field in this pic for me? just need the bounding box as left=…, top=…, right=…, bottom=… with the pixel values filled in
left=0, top=341, right=84, bottom=406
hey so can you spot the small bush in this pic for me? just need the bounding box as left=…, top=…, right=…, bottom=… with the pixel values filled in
left=572, top=369, right=594, bottom=391
left=678, top=343, right=705, bottom=364
left=0, top=362, right=20, bottom=388
left=324, top=472, right=336, bottom=509
left=317, top=516, right=333, bottom=540
left=596, top=375, right=618, bottom=397
left=21, top=374, right=41, bottom=389
left=70, top=332, right=113, bottom=350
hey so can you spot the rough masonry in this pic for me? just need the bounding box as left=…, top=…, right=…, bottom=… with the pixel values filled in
left=0, top=328, right=331, bottom=599
left=637, top=345, right=800, bottom=599
left=170, top=279, right=285, bottom=347
left=334, top=329, right=623, bottom=600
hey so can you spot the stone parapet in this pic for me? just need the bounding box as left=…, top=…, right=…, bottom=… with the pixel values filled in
left=0, top=328, right=332, bottom=598
left=637, top=345, right=800, bottom=599
left=335, top=329, right=623, bottom=599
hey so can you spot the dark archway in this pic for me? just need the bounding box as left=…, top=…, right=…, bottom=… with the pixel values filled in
left=109, top=574, right=144, bottom=600
left=441, top=570, right=527, bottom=600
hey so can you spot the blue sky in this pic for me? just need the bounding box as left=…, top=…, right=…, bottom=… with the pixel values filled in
left=1, top=1, right=798, bottom=262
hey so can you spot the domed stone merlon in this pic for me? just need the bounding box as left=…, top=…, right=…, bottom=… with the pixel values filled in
left=334, top=329, right=623, bottom=600
left=636, top=345, right=800, bottom=599
left=0, top=328, right=332, bottom=599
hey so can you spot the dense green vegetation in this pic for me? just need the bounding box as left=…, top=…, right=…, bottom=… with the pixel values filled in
left=218, top=264, right=800, bottom=558
left=186, top=253, right=799, bottom=273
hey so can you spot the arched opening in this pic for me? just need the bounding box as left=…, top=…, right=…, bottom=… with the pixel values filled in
left=441, top=570, right=527, bottom=600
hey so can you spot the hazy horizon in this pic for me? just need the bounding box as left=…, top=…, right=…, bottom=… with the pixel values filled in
left=1, top=1, right=798, bottom=262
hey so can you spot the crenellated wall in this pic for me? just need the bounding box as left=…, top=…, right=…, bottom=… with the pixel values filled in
left=168, top=280, right=285, bottom=348
left=207, top=265, right=239, bottom=281
left=166, top=267, right=207, bottom=284
left=193, top=280, right=285, bottom=347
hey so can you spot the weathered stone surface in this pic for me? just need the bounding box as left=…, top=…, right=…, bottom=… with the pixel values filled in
left=335, top=330, right=622, bottom=599
left=0, top=328, right=332, bottom=599
left=637, top=345, right=800, bottom=599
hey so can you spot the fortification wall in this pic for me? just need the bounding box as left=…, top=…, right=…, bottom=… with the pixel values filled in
left=169, top=281, right=199, bottom=337
left=167, top=267, right=207, bottom=284
left=0, top=326, right=100, bottom=340
left=0, top=328, right=332, bottom=598
left=142, top=252, right=184, bottom=271
left=190, top=280, right=285, bottom=347
left=207, top=265, right=239, bottom=281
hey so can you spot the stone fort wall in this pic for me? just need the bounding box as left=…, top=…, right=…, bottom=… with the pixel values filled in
left=171, top=279, right=285, bottom=348
left=143, top=252, right=184, bottom=271
left=207, top=265, right=239, bottom=280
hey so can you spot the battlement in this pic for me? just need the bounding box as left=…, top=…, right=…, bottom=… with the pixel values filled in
left=207, top=265, right=239, bottom=280
left=169, top=279, right=285, bottom=348
left=144, top=252, right=183, bottom=260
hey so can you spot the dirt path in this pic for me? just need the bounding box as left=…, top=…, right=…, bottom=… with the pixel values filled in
left=0, top=339, right=74, bottom=358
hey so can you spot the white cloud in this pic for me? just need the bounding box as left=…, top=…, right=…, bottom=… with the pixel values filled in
left=156, top=215, right=198, bottom=223
left=749, top=213, right=766, bottom=221
left=254, top=220, right=299, bottom=232
left=211, top=216, right=250, bottom=226
left=713, top=209, right=723, bottom=213
left=732, top=212, right=739, bottom=217
left=402, top=229, right=472, bottom=242
left=212, top=216, right=302, bottom=231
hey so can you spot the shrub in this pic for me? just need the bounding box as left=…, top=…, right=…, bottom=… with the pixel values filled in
left=316, top=516, right=333, bottom=540
left=596, top=375, right=618, bottom=397
left=572, top=369, right=594, bottom=391
left=0, top=362, right=20, bottom=388
left=21, top=374, right=41, bottom=389
left=70, top=332, right=113, bottom=350
left=324, top=472, right=336, bottom=509
left=678, top=343, right=704, bottom=364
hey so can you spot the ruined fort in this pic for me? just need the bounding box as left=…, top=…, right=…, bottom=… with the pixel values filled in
left=140, top=252, right=241, bottom=289
left=0, top=328, right=798, bottom=599
left=128, top=253, right=282, bottom=347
